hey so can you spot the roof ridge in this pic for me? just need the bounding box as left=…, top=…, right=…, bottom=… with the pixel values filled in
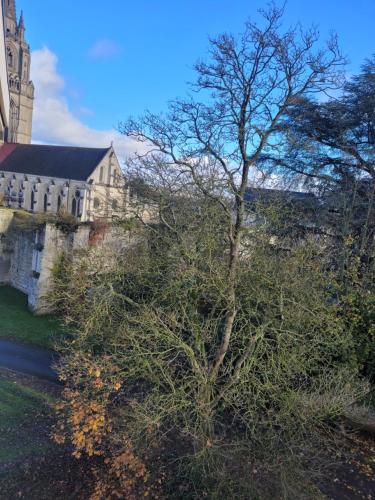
left=14, top=143, right=110, bottom=151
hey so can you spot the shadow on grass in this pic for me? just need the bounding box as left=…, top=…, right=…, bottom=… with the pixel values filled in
left=0, top=370, right=93, bottom=499
left=0, top=375, right=56, bottom=465
left=0, top=285, right=64, bottom=349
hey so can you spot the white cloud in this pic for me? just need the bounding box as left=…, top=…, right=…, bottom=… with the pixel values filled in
left=88, top=39, right=121, bottom=60
left=30, top=47, right=142, bottom=161
left=76, top=106, right=95, bottom=117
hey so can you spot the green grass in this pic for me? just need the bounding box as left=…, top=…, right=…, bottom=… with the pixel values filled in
left=0, top=377, right=55, bottom=463
left=0, top=285, right=63, bottom=349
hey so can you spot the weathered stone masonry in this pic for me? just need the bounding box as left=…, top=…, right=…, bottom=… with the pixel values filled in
left=0, top=208, right=91, bottom=313
left=0, top=208, right=135, bottom=313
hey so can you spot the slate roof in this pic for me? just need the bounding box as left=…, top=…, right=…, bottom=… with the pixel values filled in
left=0, top=143, right=110, bottom=181
left=245, top=187, right=318, bottom=208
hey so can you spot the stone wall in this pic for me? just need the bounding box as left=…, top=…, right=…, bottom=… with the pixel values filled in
left=28, top=223, right=91, bottom=313
left=0, top=208, right=91, bottom=313
left=0, top=208, right=130, bottom=314
left=0, top=209, right=14, bottom=283
left=9, top=226, right=35, bottom=295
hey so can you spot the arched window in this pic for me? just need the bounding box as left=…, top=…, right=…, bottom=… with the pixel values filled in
left=71, top=197, right=77, bottom=216
left=57, top=195, right=62, bottom=212
left=43, top=193, right=48, bottom=212
left=99, top=166, right=104, bottom=183
left=30, top=190, right=35, bottom=211
left=9, top=101, right=19, bottom=142
left=7, top=48, right=13, bottom=68
left=107, top=165, right=112, bottom=185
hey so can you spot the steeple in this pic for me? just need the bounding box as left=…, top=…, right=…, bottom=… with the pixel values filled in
left=17, top=10, right=25, bottom=40
left=4, top=1, right=34, bottom=143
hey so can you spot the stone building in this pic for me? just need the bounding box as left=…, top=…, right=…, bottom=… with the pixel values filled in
left=0, top=0, right=10, bottom=142
left=0, top=142, right=126, bottom=221
left=4, top=0, right=34, bottom=144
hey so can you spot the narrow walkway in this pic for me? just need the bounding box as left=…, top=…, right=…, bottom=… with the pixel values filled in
left=0, top=340, right=58, bottom=382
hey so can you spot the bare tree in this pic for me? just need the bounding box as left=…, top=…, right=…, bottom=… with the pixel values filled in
left=51, top=6, right=372, bottom=497
left=121, top=3, right=345, bottom=404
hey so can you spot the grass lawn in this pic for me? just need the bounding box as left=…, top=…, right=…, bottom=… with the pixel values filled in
left=0, top=375, right=56, bottom=464
left=0, top=285, right=63, bottom=349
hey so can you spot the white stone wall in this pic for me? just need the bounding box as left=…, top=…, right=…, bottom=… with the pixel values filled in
left=0, top=171, right=89, bottom=219
left=83, top=149, right=127, bottom=221
left=28, top=224, right=91, bottom=313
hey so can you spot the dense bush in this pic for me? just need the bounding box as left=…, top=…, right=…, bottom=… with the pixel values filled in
left=51, top=201, right=368, bottom=498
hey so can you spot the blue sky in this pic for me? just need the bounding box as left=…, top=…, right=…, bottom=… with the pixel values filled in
left=16, top=0, right=375, bottom=156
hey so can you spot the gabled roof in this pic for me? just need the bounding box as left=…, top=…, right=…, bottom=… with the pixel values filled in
left=0, top=143, right=110, bottom=181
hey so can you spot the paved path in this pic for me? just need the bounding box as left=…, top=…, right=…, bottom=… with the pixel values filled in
left=0, top=340, right=58, bottom=382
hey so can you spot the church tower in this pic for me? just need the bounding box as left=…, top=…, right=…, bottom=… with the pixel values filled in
left=4, top=0, right=34, bottom=143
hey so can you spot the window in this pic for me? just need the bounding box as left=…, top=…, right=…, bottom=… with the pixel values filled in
left=93, top=197, right=101, bottom=209
left=114, top=170, right=121, bottom=186
left=99, top=166, right=104, bottom=183
left=112, top=199, right=118, bottom=211
left=71, top=197, right=77, bottom=216
left=30, top=190, right=35, bottom=211
left=107, top=165, right=112, bottom=185
left=10, top=101, right=19, bottom=142
left=7, top=48, right=13, bottom=68
left=71, top=193, right=82, bottom=218
left=43, top=193, right=48, bottom=212
left=57, top=195, right=62, bottom=212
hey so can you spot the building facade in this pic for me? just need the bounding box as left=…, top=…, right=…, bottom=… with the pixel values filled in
left=0, top=0, right=10, bottom=143
left=0, top=143, right=127, bottom=221
left=4, top=0, right=33, bottom=143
